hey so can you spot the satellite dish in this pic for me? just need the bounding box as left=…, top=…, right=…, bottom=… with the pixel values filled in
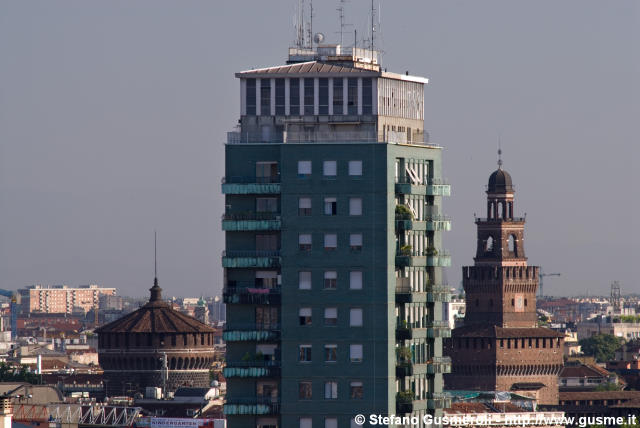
left=313, top=33, right=325, bottom=44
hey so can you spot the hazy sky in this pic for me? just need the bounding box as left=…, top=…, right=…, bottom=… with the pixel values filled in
left=1, top=1, right=638, bottom=298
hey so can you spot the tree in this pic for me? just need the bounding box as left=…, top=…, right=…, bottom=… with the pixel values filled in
left=579, top=334, right=624, bottom=362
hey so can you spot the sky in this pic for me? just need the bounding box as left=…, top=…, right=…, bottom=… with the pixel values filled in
left=0, top=1, right=638, bottom=298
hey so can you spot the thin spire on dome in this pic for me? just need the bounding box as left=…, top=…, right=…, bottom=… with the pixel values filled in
left=150, top=230, right=162, bottom=302
left=497, top=137, right=503, bottom=170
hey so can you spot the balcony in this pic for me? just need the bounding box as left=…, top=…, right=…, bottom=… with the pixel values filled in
left=426, top=357, right=452, bottom=374
left=222, top=213, right=281, bottom=231
left=222, top=324, right=281, bottom=342
left=222, top=250, right=281, bottom=268
left=397, top=321, right=451, bottom=340
left=395, top=280, right=451, bottom=304
left=223, top=360, right=281, bottom=378
left=395, top=249, right=451, bottom=268
left=223, top=284, right=281, bottom=305
left=428, top=392, right=452, bottom=409
left=221, top=176, right=281, bottom=194
left=396, top=393, right=431, bottom=414
left=395, top=179, right=451, bottom=197
left=396, top=216, right=451, bottom=232
left=427, top=321, right=452, bottom=338
left=223, top=397, right=280, bottom=415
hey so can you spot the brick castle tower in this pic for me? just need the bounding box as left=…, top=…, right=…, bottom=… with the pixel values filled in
left=445, top=158, right=564, bottom=405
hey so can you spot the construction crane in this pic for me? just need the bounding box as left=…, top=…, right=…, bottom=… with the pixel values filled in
left=538, top=270, right=561, bottom=298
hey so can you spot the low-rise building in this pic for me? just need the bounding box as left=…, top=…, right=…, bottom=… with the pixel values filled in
left=577, top=316, right=640, bottom=341
left=558, top=362, right=618, bottom=391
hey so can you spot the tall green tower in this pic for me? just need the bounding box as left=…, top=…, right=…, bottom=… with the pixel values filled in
left=222, top=43, right=452, bottom=428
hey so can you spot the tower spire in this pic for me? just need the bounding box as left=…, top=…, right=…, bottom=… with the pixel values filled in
left=154, top=230, right=158, bottom=287
left=150, top=230, right=162, bottom=302
left=497, top=138, right=503, bottom=170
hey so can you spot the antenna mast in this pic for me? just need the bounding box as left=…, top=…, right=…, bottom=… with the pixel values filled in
left=371, top=0, right=375, bottom=57
left=309, top=0, right=314, bottom=49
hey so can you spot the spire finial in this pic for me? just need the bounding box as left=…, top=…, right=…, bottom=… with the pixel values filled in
left=150, top=231, right=162, bottom=302
left=154, top=230, right=158, bottom=287
left=497, top=137, right=503, bottom=169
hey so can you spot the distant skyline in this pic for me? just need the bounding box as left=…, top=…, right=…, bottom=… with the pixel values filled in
left=1, top=1, right=638, bottom=297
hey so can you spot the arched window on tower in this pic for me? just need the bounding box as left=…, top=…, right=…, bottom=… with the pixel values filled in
left=508, top=234, right=517, bottom=257
left=485, top=236, right=494, bottom=254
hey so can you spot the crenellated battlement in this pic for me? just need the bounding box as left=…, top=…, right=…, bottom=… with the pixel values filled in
left=462, top=265, right=538, bottom=281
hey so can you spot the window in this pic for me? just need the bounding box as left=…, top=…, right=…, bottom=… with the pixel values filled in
left=350, top=271, right=363, bottom=289
left=324, top=307, right=337, bottom=326
left=324, top=234, right=337, bottom=250
left=275, top=78, right=285, bottom=115
left=324, top=271, right=337, bottom=289
left=348, top=160, right=363, bottom=176
left=350, top=381, right=363, bottom=399
left=323, top=161, right=337, bottom=177
left=257, top=198, right=278, bottom=213
left=256, top=271, right=278, bottom=288
left=349, top=198, right=362, bottom=215
left=298, top=161, right=312, bottom=177
left=299, top=308, right=312, bottom=325
left=246, top=78, right=256, bottom=115
left=350, top=344, right=363, bottom=362
left=299, top=271, right=312, bottom=290
left=325, top=419, right=337, bottom=428
left=324, top=381, right=338, bottom=399
left=333, top=78, right=343, bottom=114
left=319, top=78, right=329, bottom=114
left=256, top=307, right=278, bottom=329
left=298, top=197, right=312, bottom=216
left=304, top=78, right=314, bottom=115
left=290, top=78, right=300, bottom=115
left=324, top=344, right=337, bottom=362
left=299, top=345, right=312, bottom=362
left=300, top=418, right=312, bottom=428
left=362, top=78, right=372, bottom=114
left=350, top=308, right=363, bottom=326
left=256, top=234, right=278, bottom=251
left=349, top=234, right=362, bottom=251
left=347, top=78, right=358, bottom=114
left=260, top=79, right=271, bottom=115
left=299, top=382, right=312, bottom=400
left=299, top=234, right=312, bottom=251
left=324, top=197, right=337, bottom=215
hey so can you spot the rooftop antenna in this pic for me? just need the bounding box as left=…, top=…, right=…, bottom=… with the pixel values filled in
left=370, top=0, right=375, bottom=61
left=308, top=0, right=314, bottom=49
left=336, top=0, right=352, bottom=47
left=295, top=0, right=305, bottom=48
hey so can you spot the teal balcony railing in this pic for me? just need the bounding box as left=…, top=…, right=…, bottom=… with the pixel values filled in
left=395, top=250, right=451, bottom=267
left=396, top=216, right=451, bottom=232
left=221, top=176, right=281, bottom=194
left=224, top=397, right=280, bottom=415
left=223, top=323, right=281, bottom=342
left=395, top=178, right=451, bottom=197
left=222, top=250, right=281, bottom=268
left=223, top=360, right=281, bottom=378
left=222, top=212, right=281, bottom=231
